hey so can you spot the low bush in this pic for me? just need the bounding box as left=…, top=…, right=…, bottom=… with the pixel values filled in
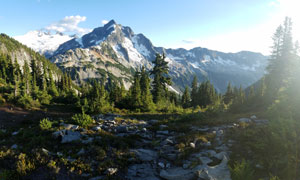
left=230, top=159, right=254, bottom=180
left=72, top=113, right=93, bottom=128
left=39, top=118, right=52, bottom=130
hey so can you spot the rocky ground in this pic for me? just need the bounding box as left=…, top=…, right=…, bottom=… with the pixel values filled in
left=0, top=112, right=267, bottom=180
left=52, top=114, right=241, bottom=180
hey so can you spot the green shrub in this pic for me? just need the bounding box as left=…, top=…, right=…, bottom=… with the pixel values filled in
left=39, top=118, right=52, bottom=130
left=230, top=159, right=254, bottom=180
left=16, top=153, right=35, bottom=175
left=17, top=95, right=40, bottom=109
left=72, top=113, right=93, bottom=128
left=0, top=95, right=5, bottom=105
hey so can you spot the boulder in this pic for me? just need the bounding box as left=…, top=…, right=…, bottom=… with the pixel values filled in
left=130, top=149, right=158, bottom=162
left=194, top=155, right=231, bottom=180
left=160, top=167, right=196, bottom=180
left=53, top=130, right=81, bottom=143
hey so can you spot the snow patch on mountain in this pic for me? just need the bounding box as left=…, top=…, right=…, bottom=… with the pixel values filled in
left=122, top=37, right=144, bottom=62
left=132, top=35, right=150, bottom=57
left=14, top=30, right=72, bottom=56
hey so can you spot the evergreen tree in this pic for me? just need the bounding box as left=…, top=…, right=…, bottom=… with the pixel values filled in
left=150, top=53, right=171, bottom=103
left=181, top=86, right=190, bottom=108
left=129, top=71, right=142, bottom=110
left=191, top=75, right=198, bottom=107
left=140, top=66, right=154, bottom=111
left=223, top=82, right=234, bottom=104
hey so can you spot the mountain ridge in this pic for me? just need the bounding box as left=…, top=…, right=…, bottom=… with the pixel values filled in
left=15, top=20, right=268, bottom=93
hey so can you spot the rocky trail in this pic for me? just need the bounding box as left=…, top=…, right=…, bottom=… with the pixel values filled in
left=51, top=113, right=243, bottom=180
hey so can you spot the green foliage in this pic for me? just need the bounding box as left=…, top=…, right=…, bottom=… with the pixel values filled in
left=0, top=95, right=5, bottom=105
left=72, top=113, right=94, bottom=128
left=16, top=95, right=40, bottom=109
left=151, top=53, right=172, bottom=103
left=39, top=118, right=52, bottom=130
left=181, top=86, right=190, bottom=108
left=230, top=159, right=255, bottom=180
left=16, top=153, right=35, bottom=176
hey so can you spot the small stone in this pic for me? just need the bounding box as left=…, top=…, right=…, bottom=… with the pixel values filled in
left=106, top=168, right=118, bottom=175
left=157, top=130, right=169, bottom=135
left=190, top=142, right=195, bottom=148
left=250, top=115, right=257, bottom=119
left=92, top=126, right=101, bottom=131
left=158, top=162, right=165, bottom=168
left=12, top=131, right=18, bottom=136
left=159, top=124, right=168, bottom=129
left=11, top=144, right=18, bottom=149
left=77, top=148, right=85, bottom=155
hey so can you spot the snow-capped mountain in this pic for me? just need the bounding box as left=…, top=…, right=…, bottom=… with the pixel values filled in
left=49, top=20, right=268, bottom=92
left=14, top=30, right=73, bottom=57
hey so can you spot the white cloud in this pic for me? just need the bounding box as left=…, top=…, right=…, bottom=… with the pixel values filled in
left=101, top=20, right=109, bottom=25
left=182, top=40, right=195, bottom=44
left=45, top=15, right=91, bottom=35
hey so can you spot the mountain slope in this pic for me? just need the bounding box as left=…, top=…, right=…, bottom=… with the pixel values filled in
left=0, top=33, right=62, bottom=79
left=46, top=20, right=268, bottom=92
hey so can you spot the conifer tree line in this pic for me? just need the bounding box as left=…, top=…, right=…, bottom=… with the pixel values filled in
left=0, top=41, right=182, bottom=112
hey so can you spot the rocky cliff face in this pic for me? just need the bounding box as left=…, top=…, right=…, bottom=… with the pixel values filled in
left=46, top=20, right=268, bottom=92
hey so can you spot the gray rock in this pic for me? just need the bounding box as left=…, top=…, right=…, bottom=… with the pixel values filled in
left=77, top=148, right=85, bottom=155
left=11, top=144, right=18, bottom=149
left=63, top=124, right=79, bottom=130
left=158, top=162, right=165, bottom=168
left=127, top=163, right=159, bottom=180
left=53, top=130, right=81, bottom=143
left=156, top=130, right=169, bottom=135
left=81, top=137, right=94, bottom=144
left=250, top=115, right=257, bottom=119
left=194, top=155, right=231, bottom=180
left=160, top=167, right=195, bottom=180
left=106, top=168, right=118, bottom=175
left=239, top=118, right=252, bottom=123
left=165, top=153, right=177, bottom=161
left=12, top=131, right=19, bottom=136
left=130, top=149, right=158, bottom=162
left=254, top=119, right=269, bottom=125
left=148, top=120, right=158, bottom=125
left=92, top=126, right=102, bottom=131
left=116, top=125, right=128, bottom=133
left=159, top=124, right=168, bottom=129
left=89, top=176, right=104, bottom=180
left=160, top=138, right=174, bottom=146
left=199, top=156, right=213, bottom=165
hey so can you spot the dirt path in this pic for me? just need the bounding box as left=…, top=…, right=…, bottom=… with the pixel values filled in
left=0, top=105, right=73, bottom=128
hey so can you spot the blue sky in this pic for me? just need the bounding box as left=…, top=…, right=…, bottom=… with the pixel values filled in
left=0, top=0, right=299, bottom=54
